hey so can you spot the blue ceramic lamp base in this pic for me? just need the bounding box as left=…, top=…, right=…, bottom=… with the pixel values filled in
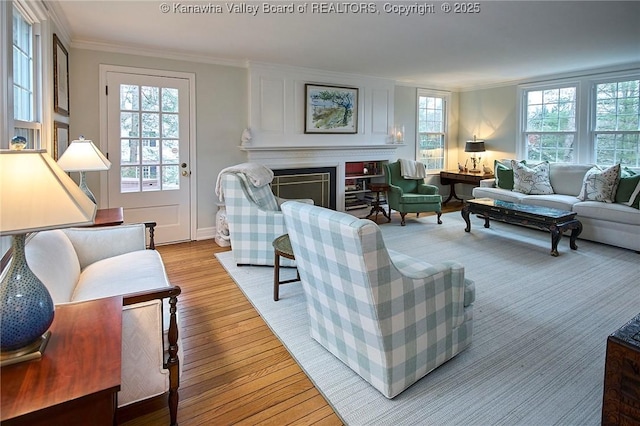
left=0, top=234, right=55, bottom=365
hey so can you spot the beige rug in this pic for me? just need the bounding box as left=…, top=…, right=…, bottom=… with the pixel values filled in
left=217, top=211, right=639, bottom=425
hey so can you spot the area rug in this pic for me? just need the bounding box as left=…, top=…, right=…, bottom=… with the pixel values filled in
left=216, top=212, right=639, bottom=425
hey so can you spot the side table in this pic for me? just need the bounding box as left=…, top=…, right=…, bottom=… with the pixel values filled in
left=366, top=183, right=391, bottom=222
left=1, top=296, right=123, bottom=426
left=92, top=207, right=124, bottom=227
left=602, top=313, right=640, bottom=424
left=272, top=234, right=300, bottom=301
left=440, top=170, right=493, bottom=204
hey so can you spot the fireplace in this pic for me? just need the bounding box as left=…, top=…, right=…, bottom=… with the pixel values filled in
left=272, top=167, right=337, bottom=210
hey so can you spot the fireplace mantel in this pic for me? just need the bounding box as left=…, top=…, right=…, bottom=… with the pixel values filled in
left=240, top=144, right=403, bottom=169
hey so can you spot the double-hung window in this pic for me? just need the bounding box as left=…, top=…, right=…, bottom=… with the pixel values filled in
left=2, top=1, right=43, bottom=148
left=519, top=71, right=640, bottom=168
left=522, top=85, right=577, bottom=163
left=417, top=89, right=448, bottom=171
left=593, top=78, right=640, bottom=168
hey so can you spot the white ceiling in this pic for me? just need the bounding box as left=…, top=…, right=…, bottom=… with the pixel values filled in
left=53, top=1, right=640, bottom=89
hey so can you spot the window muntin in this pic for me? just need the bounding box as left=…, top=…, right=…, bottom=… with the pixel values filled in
left=119, top=84, right=181, bottom=193
left=417, top=92, right=446, bottom=171
left=593, top=79, right=640, bottom=167
left=10, top=3, right=40, bottom=148
left=523, top=86, right=577, bottom=163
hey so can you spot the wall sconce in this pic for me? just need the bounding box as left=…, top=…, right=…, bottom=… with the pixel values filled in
left=464, top=135, right=486, bottom=173
left=392, top=125, right=404, bottom=144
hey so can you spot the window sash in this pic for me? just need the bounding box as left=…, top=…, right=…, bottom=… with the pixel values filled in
left=417, top=91, right=448, bottom=171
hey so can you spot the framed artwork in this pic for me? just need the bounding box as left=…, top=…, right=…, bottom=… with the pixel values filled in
left=304, top=84, right=358, bottom=134
left=53, top=121, right=69, bottom=161
left=53, top=34, right=69, bottom=116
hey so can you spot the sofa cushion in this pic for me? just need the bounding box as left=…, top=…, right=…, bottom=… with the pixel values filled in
left=512, top=160, right=554, bottom=195
left=63, top=224, right=146, bottom=270
left=548, top=163, right=594, bottom=196
left=573, top=201, right=640, bottom=226
left=615, top=168, right=640, bottom=208
left=521, top=194, right=580, bottom=212
left=577, top=164, right=620, bottom=203
left=472, top=186, right=528, bottom=203
left=72, top=250, right=169, bottom=302
left=26, top=230, right=80, bottom=304
left=399, top=193, right=441, bottom=204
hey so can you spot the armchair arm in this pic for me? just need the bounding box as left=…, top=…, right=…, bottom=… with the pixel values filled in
left=417, top=183, right=439, bottom=195
left=123, top=285, right=181, bottom=426
left=275, top=197, right=314, bottom=208
left=479, top=178, right=496, bottom=188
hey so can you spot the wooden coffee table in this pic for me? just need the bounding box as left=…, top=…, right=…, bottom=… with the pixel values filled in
left=461, top=198, right=583, bottom=256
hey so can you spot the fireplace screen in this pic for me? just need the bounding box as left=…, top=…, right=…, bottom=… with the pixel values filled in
left=272, top=167, right=336, bottom=210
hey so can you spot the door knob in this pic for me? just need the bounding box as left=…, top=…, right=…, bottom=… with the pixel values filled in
left=182, top=170, right=189, bottom=176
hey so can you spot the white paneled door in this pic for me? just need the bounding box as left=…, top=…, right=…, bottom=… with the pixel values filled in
left=106, top=71, right=191, bottom=243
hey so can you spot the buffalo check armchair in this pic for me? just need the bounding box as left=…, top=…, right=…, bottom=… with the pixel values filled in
left=281, top=201, right=475, bottom=398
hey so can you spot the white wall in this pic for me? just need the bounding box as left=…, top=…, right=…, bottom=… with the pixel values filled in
left=70, top=49, right=248, bottom=236
left=248, top=62, right=395, bottom=148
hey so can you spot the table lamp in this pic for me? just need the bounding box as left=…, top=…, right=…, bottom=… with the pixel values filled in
left=464, top=135, right=486, bottom=173
left=0, top=149, right=96, bottom=366
left=57, top=136, right=111, bottom=204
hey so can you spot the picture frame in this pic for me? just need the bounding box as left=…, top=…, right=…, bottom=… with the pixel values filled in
left=53, top=121, right=69, bottom=161
left=53, top=34, right=69, bottom=116
left=304, top=84, right=358, bottom=134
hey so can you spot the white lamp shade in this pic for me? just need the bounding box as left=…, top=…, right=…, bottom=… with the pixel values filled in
left=57, top=138, right=111, bottom=172
left=0, top=150, right=97, bottom=235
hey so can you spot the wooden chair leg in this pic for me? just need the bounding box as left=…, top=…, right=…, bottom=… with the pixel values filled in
left=437, top=211, right=443, bottom=224
left=166, top=294, right=180, bottom=426
left=400, top=213, right=407, bottom=226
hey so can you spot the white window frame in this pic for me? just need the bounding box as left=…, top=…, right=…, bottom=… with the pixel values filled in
left=1, top=0, right=50, bottom=150
left=416, top=88, right=450, bottom=172
left=517, top=80, right=581, bottom=163
left=518, top=68, right=640, bottom=167
left=590, top=75, right=640, bottom=168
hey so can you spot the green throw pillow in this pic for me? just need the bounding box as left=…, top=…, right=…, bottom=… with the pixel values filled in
left=494, top=160, right=525, bottom=190
left=615, top=168, right=640, bottom=209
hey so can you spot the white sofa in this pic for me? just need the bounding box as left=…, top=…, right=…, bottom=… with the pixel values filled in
left=472, top=162, right=640, bottom=252
left=22, top=223, right=181, bottom=425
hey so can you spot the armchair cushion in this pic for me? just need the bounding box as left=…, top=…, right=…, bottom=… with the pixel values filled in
left=282, top=201, right=474, bottom=398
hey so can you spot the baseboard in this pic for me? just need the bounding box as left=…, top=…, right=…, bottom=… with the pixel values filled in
left=116, top=393, right=168, bottom=424
left=196, top=226, right=216, bottom=240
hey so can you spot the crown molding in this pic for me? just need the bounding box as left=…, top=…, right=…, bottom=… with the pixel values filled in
left=71, top=39, right=248, bottom=69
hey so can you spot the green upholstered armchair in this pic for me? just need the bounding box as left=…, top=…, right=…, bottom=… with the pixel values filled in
left=384, top=160, right=443, bottom=226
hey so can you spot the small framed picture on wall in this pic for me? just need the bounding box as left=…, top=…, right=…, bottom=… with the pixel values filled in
left=53, top=34, right=69, bottom=116
left=304, top=84, right=358, bottom=134
left=53, top=121, right=69, bottom=161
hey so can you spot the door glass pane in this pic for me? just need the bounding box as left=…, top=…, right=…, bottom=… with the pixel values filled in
left=121, top=166, right=140, bottom=193
left=162, top=140, right=179, bottom=163
left=121, top=139, right=139, bottom=164
left=162, top=114, right=179, bottom=138
left=141, top=86, right=159, bottom=111
left=121, top=113, right=139, bottom=137
left=142, top=139, right=159, bottom=164
left=142, top=166, right=160, bottom=192
left=162, top=165, right=179, bottom=190
left=120, top=85, right=139, bottom=110
left=142, top=113, right=159, bottom=137
left=162, top=88, right=179, bottom=112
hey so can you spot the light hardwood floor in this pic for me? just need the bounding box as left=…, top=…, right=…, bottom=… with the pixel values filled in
left=121, top=205, right=462, bottom=425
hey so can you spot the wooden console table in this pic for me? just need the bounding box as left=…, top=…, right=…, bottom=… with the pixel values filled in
left=440, top=170, right=493, bottom=204
left=602, top=313, right=640, bottom=425
left=1, top=297, right=123, bottom=426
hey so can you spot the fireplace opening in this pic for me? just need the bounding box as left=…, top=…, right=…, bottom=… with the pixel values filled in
left=272, top=167, right=336, bottom=210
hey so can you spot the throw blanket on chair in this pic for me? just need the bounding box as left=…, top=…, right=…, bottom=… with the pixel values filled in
left=215, top=162, right=274, bottom=202
left=399, top=158, right=427, bottom=179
